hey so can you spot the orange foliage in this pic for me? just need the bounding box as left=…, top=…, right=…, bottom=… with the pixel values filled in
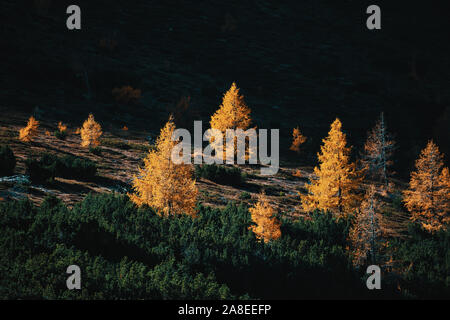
left=80, top=114, right=102, bottom=147
left=361, top=112, right=395, bottom=188
left=58, top=121, right=67, bottom=133
left=403, top=141, right=450, bottom=232
left=249, top=192, right=281, bottom=243
left=112, top=86, right=142, bottom=104
left=301, top=118, right=362, bottom=217
left=19, top=116, right=39, bottom=142
left=122, top=126, right=128, bottom=131
left=292, top=169, right=302, bottom=178
left=129, top=117, right=198, bottom=217
left=289, top=127, right=306, bottom=153
left=209, top=82, right=252, bottom=158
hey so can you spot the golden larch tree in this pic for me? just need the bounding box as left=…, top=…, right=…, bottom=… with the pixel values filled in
left=209, top=82, right=252, bottom=158
left=129, top=117, right=198, bottom=217
left=289, top=126, right=307, bottom=153
left=301, top=118, right=362, bottom=217
left=349, top=185, right=385, bottom=266
left=403, top=140, right=450, bottom=232
left=249, top=192, right=281, bottom=243
left=19, top=116, right=39, bottom=142
left=80, top=114, right=102, bottom=147
left=361, top=112, right=395, bottom=189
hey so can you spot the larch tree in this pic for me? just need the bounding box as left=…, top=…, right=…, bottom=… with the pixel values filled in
left=58, top=121, right=67, bottom=133
left=403, top=140, right=450, bottom=232
left=349, top=184, right=384, bottom=266
left=249, top=192, right=281, bottom=243
left=80, top=114, right=102, bottom=147
left=289, top=126, right=307, bottom=153
left=361, top=112, right=395, bottom=189
left=19, top=116, right=39, bottom=142
left=129, top=117, right=198, bottom=217
left=209, top=82, right=252, bottom=159
left=301, top=118, right=362, bottom=217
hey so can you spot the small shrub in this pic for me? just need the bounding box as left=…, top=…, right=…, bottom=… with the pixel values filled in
left=239, top=191, right=251, bottom=200
left=89, top=146, right=102, bottom=156
left=0, top=145, right=16, bottom=176
left=54, top=130, right=68, bottom=140
left=56, top=155, right=97, bottom=180
left=195, top=164, right=246, bottom=186
left=25, top=153, right=57, bottom=183
left=100, top=138, right=130, bottom=150
left=390, top=191, right=405, bottom=212
left=26, top=153, right=97, bottom=183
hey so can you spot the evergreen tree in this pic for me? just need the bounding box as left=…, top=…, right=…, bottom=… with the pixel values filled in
left=80, top=114, right=102, bottom=147
left=349, top=185, right=384, bottom=266
left=129, top=117, right=198, bottom=217
left=249, top=192, right=281, bottom=242
left=19, top=116, right=39, bottom=142
left=403, top=140, right=450, bottom=232
left=362, top=112, right=395, bottom=189
left=209, top=82, right=252, bottom=159
left=289, top=126, right=307, bottom=153
left=302, top=118, right=362, bottom=217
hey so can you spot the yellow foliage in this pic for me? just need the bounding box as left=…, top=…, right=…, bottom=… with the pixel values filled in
left=19, top=116, right=39, bottom=142
left=403, top=141, right=450, bottom=232
left=301, top=118, right=362, bottom=217
left=129, top=117, right=198, bottom=217
left=249, top=192, right=281, bottom=243
left=58, top=121, right=67, bottom=133
left=80, top=114, right=102, bottom=147
left=289, top=127, right=306, bottom=153
left=209, top=82, right=252, bottom=158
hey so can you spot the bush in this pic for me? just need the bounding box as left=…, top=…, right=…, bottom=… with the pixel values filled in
left=0, top=194, right=367, bottom=299
left=0, top=145, right=16, bottom=176
left=25, top=153, right=57, bottom=183
left=239, top=191, right=251, bottom=200
left=56, top=155, right=97, bottom=180
left=25, top=153, right=97, bottom=183
left=89, top=146, right=102, bottom=156
left=389, top=223, right=450, bottom=299
left=54, top=130, right=68, bottom=140
left=100, top=138, right=130, bottom=150
left=195, top=164, right=246, bottom=186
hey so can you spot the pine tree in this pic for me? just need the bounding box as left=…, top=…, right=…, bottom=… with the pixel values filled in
left=209, top=82, right=252, bottom=158
left=80, top=114, right=102, bottom=147
left=19, top=116, right=39, bottom=142
left=362, top=112, right=395, bottom=189
left=349, top=185, right=384, bottom=266
left=403, top=140, right=450, bottom=232
left=129, top=117, right=198, bottom=217
left=249, top=192, right=281, bottom=243
left=301, top=118, right=362, bottom=217
left=289, top=126, right=306, bottom=153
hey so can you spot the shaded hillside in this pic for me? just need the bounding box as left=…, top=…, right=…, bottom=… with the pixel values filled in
left=2, top=0, right=449, bottom=176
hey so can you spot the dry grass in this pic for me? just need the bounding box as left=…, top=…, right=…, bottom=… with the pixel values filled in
left=0, top=112, right=410, bottom=235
